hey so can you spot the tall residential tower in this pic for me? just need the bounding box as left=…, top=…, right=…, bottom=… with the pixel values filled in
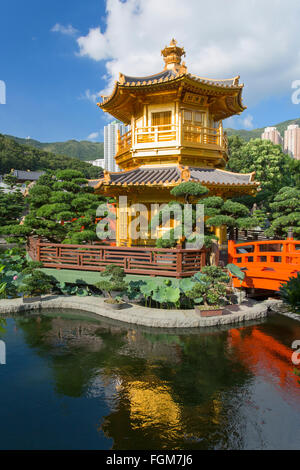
left=261, top=126, right=283, bottom=146
left=104, top=121, right=130, bottom=171
left=284, top=124, right=300, bottom=160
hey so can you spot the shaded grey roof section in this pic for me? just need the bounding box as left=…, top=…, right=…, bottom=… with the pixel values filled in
left=121, top=71, right=240, bottom=88
left=88, top=179, right=101, bottom=188
left=92, top=166, right=256, bottom=186
left=189, top=168, right=254, bottom=185
left=110, top=167, right=180, bottom=184
left=123, top=69, right=177, bottom=85
left=12, top=170, right=44, bottom=181
left=188, top=75, right=239, bottom=87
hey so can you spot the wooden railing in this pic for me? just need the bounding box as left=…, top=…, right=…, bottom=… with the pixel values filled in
left=117, top=129, right=132, bottom=153
left=182, top=124, right=227, bottom=148
left=116, top=124, right=228, bottom=152
left=135, top=124, right=177, bottom=144
left=228, top=238, right=300, bottom=291
left=28, top=237, right=206, bottom=278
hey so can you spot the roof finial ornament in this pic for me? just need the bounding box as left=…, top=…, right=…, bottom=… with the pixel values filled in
left=161, top=39, right=186, bottom=72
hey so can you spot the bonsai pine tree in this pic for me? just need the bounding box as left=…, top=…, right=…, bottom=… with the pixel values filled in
left=18, top=270, right=55, bottom=298
left=170, top=181, right=209, bottom=203
left=1, top=169, right=105, bottom=244
left=95, top=265, right=126, bottom=302
left=201, top=196, right=259, bottom=240
left=186, top=266, right=229, bottom=307
left=264, top=186, right=300, bottom=239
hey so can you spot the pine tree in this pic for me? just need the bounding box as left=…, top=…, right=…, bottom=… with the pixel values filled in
left=265, top=187, right=300, bottom=239
left=1, top=169, right=105, bottom=243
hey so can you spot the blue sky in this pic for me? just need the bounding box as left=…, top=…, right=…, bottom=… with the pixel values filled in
left=1, top=0, right=300, bottom=143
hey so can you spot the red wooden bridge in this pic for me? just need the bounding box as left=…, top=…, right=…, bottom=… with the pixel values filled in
left=228, top=238, right=300, bottom=291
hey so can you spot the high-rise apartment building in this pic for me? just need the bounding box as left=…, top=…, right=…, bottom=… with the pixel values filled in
left=261, top=126, right=283, bottom=146
left=284, top=124, right=300, bottom=160
left=104, top=121, right=130, bottom=172
left=86, top=159, right=105, bottom=167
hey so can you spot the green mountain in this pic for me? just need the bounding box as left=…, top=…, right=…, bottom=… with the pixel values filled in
left=0, top=133, right=101, bottom=179
left=225, top=118, right=300, bottom=141
left=4, top=135, right=104, bottom=161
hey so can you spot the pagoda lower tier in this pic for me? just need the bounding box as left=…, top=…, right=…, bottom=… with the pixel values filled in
left=90, top=164, right=259, bottom=246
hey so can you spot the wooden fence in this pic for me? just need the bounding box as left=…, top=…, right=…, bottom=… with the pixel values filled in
left=27, top=237, right=206, bottom=278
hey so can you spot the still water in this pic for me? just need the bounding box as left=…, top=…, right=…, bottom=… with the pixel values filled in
left=0, top=310, right=299, bottom=450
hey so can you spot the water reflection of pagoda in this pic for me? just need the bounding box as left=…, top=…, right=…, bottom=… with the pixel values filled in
left=15, top=314, right=300, bottom=449
left=94, top=40, right=259, bottom=246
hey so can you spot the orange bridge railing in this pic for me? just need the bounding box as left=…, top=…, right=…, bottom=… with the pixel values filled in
left=228, top=238, right=300, bottom=291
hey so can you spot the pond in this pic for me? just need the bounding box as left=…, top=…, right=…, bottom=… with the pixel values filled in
left=0, top=310, right=299, bottom=450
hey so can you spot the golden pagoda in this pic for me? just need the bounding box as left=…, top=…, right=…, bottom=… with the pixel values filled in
left=93, top=40, right=259, bottom=246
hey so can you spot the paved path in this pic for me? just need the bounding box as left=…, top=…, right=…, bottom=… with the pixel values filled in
left=0, top=295, right=277, bottom=328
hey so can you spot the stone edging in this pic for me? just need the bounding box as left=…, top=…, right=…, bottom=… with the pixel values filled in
left=0, top=295, right=274, bottom=328
left=266, top=299, right=300, bottom=322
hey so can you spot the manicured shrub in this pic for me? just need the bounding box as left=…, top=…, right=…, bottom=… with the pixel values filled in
left=279, top=273, right=300, bottom=313
left=17, top=270, right=54, bottom=297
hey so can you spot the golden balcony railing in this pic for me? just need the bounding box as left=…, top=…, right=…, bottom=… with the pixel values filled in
left=136, top=124, right=177, bottom=144
left=117, top=124, right=228, bottom=155
left=182, top=124, right=227, bottom=148
left=117, top=129, right=132, bottom=153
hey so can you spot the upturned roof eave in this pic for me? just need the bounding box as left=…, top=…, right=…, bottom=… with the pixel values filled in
left=91, top=166, right=259, bottom=191
left=98, top=73, right=245, bottom=112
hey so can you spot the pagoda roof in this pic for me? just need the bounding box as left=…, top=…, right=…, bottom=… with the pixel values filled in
left=92, top=165, right=258, bottom=189
left=97, top=40, right=246, bottom=123
left=118, top=69, right=240, bottom=89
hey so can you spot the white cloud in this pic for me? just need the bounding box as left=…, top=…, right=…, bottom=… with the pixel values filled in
left=242, top=114, right=254, bottom=130
left=51, top=23, right=78, bottom=36
left=87, top=132, right=99, bottom=140
left=80, top=89, right=102, bottom=104
left=77, top=27, right=109, bottom=61
left=75, top=0, right=300, bottom=105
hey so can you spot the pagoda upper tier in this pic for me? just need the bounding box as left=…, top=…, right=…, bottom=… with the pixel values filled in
left=97, top=39, right=246, bottom=170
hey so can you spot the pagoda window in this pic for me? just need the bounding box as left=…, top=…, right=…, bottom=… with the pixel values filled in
left=183, top=109, right=205, bottom=126
left=151, top=111, right=172, bottom=128
left=184, top=110, right=192, bottom=122
left=194, top=112, right=205, bottom=125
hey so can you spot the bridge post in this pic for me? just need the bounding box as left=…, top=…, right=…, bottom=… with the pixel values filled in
left=228, top=240, right=235, bottom=263
left=254, top=243, right=259, bottom=263
left=287, top=227, right=294, bottom=239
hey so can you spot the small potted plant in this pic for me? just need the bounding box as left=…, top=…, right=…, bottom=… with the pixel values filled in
left=95, top=278, right=126, bottom=309
left=187, top=266, right=230, bottom=317
left=95, top=264, right=127, bottom=309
